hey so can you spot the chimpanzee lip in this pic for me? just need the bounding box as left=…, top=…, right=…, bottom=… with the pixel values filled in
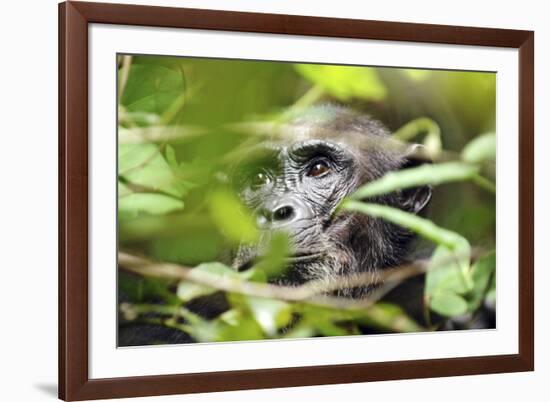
left=237, top=251, right=324, bottom=272
left=285, top=252, right=324, bottom=262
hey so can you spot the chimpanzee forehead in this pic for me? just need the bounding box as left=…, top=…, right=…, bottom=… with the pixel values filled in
left=273, top=121, right=396, bottom=155
left=242, top=139, right=351, bottom=164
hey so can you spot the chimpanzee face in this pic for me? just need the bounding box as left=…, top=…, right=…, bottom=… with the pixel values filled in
left=234, top=139, right=359, bottom=256
left=230, top=106, right=432, bottom=289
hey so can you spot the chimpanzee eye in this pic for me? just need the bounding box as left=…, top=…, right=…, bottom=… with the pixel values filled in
left=307, top=160, right=331, bottom=178
left=249, top=171, right=272, bottom=189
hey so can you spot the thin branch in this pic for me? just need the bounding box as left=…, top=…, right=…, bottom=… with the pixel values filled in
left=471, top=173, right=497, bottom=193
left=118, top=126, right=206, bottom=145
left=117, top=176, right=183, bottom=202
left=118, top=143, right=166, bottom=177
left=117, top=251, right=472, bottom=310
left=118, top=55, right=132, bottom=104
left=290, top=85, right=326, bottom=111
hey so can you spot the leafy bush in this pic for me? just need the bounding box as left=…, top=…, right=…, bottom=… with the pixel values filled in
left=117, top=54, right=496, bottom=342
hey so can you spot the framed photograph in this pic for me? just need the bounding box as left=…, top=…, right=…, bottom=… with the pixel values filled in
left=59, top=1, right=534, bottom=400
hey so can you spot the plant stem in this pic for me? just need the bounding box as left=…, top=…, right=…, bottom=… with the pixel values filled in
left=471, top=174, right=496, bottom=193
left=117, top=55, right=132, bottom=104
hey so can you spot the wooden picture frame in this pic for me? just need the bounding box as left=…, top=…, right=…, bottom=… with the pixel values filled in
left=59, top=1, right=534, bottom=400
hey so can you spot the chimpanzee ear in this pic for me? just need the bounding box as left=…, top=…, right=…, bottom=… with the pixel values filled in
left=399, top=144, right=432, bottom=214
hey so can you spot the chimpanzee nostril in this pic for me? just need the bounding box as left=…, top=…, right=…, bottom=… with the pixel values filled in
left=255, top=197, right=311, bottom=229
left=273, top=205, right=295, bottom=222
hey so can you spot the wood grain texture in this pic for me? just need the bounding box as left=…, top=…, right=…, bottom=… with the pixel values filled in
left=72, top=1, right=531, bottom=47
left=58, top=1, right=534, bottom=400
left=517, top=33, right=535, bottom=370
left=59, top=2, right=90, bottom=400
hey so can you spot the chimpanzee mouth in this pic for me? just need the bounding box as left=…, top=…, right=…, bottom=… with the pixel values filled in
left=236, top=251, right=325, bottom=272
left=286, top=252, right=325, bottom=263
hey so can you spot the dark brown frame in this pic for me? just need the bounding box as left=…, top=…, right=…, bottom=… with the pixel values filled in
left=59, top=1, right=534, bottom=400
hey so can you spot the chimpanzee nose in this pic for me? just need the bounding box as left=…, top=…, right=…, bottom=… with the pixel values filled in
left=256, top=197, right=312, bottom=229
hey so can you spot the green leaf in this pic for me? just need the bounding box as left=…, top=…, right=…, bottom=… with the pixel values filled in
left=314, top=320, right=350, bottom=337
left=178, top=307, right=207, bottom=326
left=118, top=276, right=180, bottom=305
left=118, top=272, right=145, bottom=303
left=119, top=143, right=186, bottom=198
left=342, top=201, right=471, bottom=252
left=253, top=232, right=291, bottom=278
left=118, top=109, right=160, bottom=126
left=177, top=262, right=241, bottom=302
left=118, top=181, right=132, bottom=198
left=120, top=64, right=185, bottom=115
left=350, top=162, right=480, bottom=200
left=283, top=323, right=316, bottom=339
left=392, top=117, right=442, bottom=157
left=180, top=318, right=221, bottom=343
left=119, top=143, right=159, bottom=173
left=424, top=241, right=474, bottom=318
left=467, top=252, right=496, bottom=311
left=213, top=293, right=266, bottom=341
left=219, top=309, right=241, bottom=326
left=403, top=69, right=431, bottom=81
left=355, top=303, right=424, bottom=333
left=425, top=245, right=472, bottom=297
left=176, top=282, right=216, bottom=302
left=208, top=189, right=258, bottom=244
left=118, top=126, right=204, bottom=145
left=239, top=268, right=268, bottom=283
left=297, top=305, right=349, bottom=336
left=245, top=296, right=292, bottom=337
left=294, top=64, right=386, bottom=101
left=150, top=232, right=223, bottom=266
left=430, top=292, right=469, bottom=317
left=118, top=193, right=184, bottom=217
left=216, top=315, right=265, bottom=341
left=165, top=144, right=178, bottom=170
left=461, top=133, right=496, bottom=163
left=485, top=285, right=496, bottom=306
left=191, top=262, right=241, bottom=278
left=342, top=201, right=474, bottom=317
left=425, top=243, right=478, bottom=317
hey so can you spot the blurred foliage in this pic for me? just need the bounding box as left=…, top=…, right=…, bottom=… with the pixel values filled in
left=295, top=64, right=387, bottom=101
left=117, top=54, right=496, bottom=343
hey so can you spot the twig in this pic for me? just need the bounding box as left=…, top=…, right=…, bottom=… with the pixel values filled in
left=117, top=55, right=132, bottom=104
left=289, top=85, right=326, bottom=111
left=471, top=173, right=497, bottom=193
left=118, top=126, right=206, bottom=145
left=117, top=176, right=183, bottom=202
left=117, top=251, right=472, bottom=310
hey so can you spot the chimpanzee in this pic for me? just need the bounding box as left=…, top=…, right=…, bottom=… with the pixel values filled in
left=119, top=104, right=435, bottom=346
left=232, top=104, right=431, bottom=296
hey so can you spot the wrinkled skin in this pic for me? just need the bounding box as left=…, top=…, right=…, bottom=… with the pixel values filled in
left=231, top=105, right=432, bottom=296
